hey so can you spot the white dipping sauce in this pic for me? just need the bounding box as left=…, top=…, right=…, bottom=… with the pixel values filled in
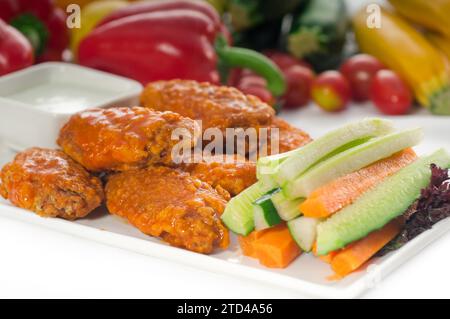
left=7, top=82, right=113, bottom=113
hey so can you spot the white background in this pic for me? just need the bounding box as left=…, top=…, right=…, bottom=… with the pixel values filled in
left=2, top=0, right=450, bottom=299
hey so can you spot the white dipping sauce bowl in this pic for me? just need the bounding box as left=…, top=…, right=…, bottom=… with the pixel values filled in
left=0, top=62, right=143, bottom=150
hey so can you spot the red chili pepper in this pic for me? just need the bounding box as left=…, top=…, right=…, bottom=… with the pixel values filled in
left=0, top=0, right=69, bottom=62
left=0, top=18, right=34, bottom=76
left=78, top=0, right=285, bottom=97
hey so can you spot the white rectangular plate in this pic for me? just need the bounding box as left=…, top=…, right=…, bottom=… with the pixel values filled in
left=0, top=110, right=449, bottom=298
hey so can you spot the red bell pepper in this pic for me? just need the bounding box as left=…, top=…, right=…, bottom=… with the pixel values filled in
left=97, top=0, right=232, bottom=43
left=78, top=0, right=286, bottom=97
left=99, top=0, right=221, bottom=29
left=0, top=18, right=34, bottom=76
left=0, top=0, right=69, bottom=62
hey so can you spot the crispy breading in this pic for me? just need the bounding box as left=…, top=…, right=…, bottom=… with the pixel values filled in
left=180, top=154, right=257, bottom=196
left=140, top=80, right=275, bottom=133
left=0, top=148, right=104, bottom=220
left=57, top=107, right=200, bottom=172
left=105, top=166, right=230, bottom=254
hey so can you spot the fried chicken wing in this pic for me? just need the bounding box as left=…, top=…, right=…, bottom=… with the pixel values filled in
left=105, top=166, right=230, bottom=254
left=180, top=154, right=256, bottom=196
left=140, top=80, right=275, bottom=133
left=57, top=107, right=200, bottom=172
left=140, top=80, right=311, bottom=157
left=0, top=148, right=104, bottom=220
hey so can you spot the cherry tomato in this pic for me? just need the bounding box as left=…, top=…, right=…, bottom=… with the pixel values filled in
left=340, top=54, right=385, bottom=102
left=283, top=65, right=315, bottom=109
left=311, top=71, right=351, bottom=112
left=370, top=70, right=412, bottom=115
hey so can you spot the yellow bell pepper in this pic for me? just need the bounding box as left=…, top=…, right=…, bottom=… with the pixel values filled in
left=70, top=0, right=129, bottom=58
left=56, top=0, right=139, bottom=9
left=56, top=0, right=102, bottom=9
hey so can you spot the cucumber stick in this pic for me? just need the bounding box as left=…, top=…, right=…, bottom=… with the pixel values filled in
left=253, top=189, right=302, bottom=230
left=253, top=194, right=282, bottom=230
left=316, top=148, right=450, bottom=255
left=256, top=149, right=296, bottom=180
left=257, top=118, right=394, bottom=189
left=221, top=182, right=273, bottom=235
left=257, top=170, right=279, bottom=191
left=288, top=216, right=320, bottom=252
left=270, top=191, right=303, bottom=221
left=284, top=127, right=424, bottom=199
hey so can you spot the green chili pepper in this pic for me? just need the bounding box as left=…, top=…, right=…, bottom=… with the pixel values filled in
left=215, top=36, right=286, bottom=97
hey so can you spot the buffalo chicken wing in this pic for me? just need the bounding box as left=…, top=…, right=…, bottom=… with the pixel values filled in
left=105, top=166, right=229, bottom=254
left=0, top=148, right=104, bottom=220
left=57, top=107, right=200, bottom=172
left=140, top=80, right=275, bottom=134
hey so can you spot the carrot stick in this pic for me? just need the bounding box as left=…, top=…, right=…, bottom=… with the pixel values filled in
left=239, top=225, right=301, bottom=268
left=238, top=229, right=269, bottom=258
left=300, top=149, right=417, bottom=218
left=331, top=219, right=403, bottom=277
left=253, top=224, right=301, bottom=268
left=312, top=242, right=338, bottom=264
